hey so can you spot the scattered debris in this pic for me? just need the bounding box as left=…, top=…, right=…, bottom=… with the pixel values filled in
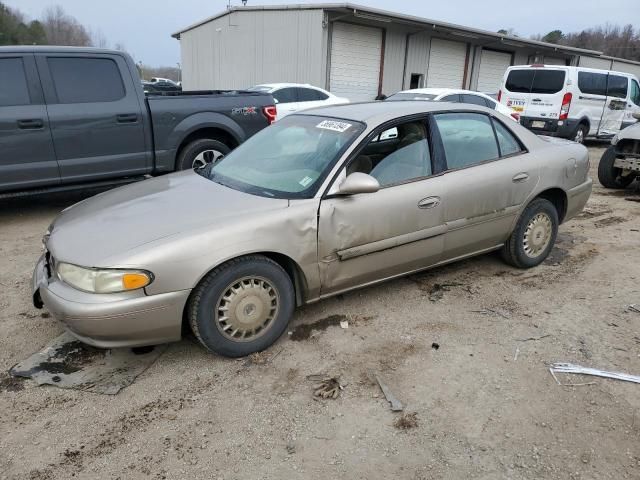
left=471, top=308, right=510, bottom=319
left=427, top=282, right=463, bottom=302
left=594, top=216, right=627, bottom=228
left=513, top=346, right=520, bottom=362
left=375, top=375, right=404, bottom=411
left=0, top=372, right=26, bottom=392
left=550, top=363, right=640, bottom=385
left=625, top=198, right=640, bottom=204
left=286, top=442, right=296, bottom=454
left=340, top=320, right=349, bottom=329
left=310, top=375, right=343, bottom=399
left=393, top=412, right=418, bottom=430
left=627, top=304, right=640, bottom=314
left=289, top=314, right=373, bottom=341
left=431, top=342, right=440, bottom=351
left=10, top=332, right=167, bottom=395
left=516, top=334, right=551, bottom=342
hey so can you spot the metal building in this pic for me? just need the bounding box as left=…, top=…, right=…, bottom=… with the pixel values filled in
left=172, top=3, right=640, bottom=100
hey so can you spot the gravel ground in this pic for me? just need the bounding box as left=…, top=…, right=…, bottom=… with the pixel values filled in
left=1, top=144, right=639, bottom=480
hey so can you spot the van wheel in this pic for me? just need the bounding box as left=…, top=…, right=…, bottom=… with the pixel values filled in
left=598, top=146, right=634, bottom=189
left=501, top=198, right=558, bottom=269
left=187, top=255, right=295, bottom=358
left=573, top=124, right=587, bottom=144
left=177, top=139, right=231, bottom=171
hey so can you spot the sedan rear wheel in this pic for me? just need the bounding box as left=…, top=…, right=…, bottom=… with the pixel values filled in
left=501, top=198, right=558, bottom=268
left=188, top=255, right=294, bottom=357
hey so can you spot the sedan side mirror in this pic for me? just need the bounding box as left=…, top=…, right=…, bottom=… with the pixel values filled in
left=633, top=112, right=640, bottom=121
left=336, top=172, right=380, bottom=195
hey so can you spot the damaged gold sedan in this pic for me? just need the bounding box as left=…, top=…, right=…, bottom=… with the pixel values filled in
left=33, top=102, right=592, bottom=357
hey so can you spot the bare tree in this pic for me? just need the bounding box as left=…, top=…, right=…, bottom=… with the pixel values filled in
left=41, top=5, right=91, bottom=46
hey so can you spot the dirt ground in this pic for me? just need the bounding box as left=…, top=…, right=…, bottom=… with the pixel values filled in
left=1, top=144, right=639, bottom=480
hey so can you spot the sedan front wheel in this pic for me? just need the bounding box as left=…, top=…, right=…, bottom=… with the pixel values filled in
left=188, top=255, right=295, bottom=357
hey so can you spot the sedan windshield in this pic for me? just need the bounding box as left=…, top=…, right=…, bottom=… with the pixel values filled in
left=386, top=93, right=437, bottom=101
left=209, top=115, right=364, bottom=198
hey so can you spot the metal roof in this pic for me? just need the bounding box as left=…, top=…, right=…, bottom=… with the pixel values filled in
left=171, top=2, right=603, bottom=57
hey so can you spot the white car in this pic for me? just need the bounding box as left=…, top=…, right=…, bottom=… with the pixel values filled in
left=386, top=88, right=518, bottom=122
left=248, top=83, right=349, bottom=119
left=498, top=65, right=640, bottom=143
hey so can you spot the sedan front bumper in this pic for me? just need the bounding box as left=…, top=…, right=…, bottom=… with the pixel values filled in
left=32, top=255, right=190, bottom=348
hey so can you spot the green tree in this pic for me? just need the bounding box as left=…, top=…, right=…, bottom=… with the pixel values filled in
left=541, top=30, right=564, bottom=44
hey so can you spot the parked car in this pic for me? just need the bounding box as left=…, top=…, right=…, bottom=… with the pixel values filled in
left=247, top=83, right=348, bottom=118
left=0, top=46, right=276, bottom=194
left=598, top=112, right=640, bottom=188
left=33, top=101, right=592, bottom=357
left=498, top=65, right=640, bottom=143
left=142, top=80, right=181, bottom=93
left=150, top=77, right=178, bottom=85
left=386, top=88, right=518, bottom=121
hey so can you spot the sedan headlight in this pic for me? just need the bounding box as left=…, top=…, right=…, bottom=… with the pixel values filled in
left=56, top=263, right=153, bottom=293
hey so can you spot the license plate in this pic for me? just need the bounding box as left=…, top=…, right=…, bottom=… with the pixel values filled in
left=531, top=120, right=546, bottom=129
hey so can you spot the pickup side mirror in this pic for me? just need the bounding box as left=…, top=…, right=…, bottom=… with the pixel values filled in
left=336, top=172, right=380, bottom=195
left=633, top=112, right=640, bottom=121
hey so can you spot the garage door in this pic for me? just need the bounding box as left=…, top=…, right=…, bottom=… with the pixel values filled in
left=476, top=49, right=512, bottom=94
left=579, top=56, right=613, bottom=70
left=426, top=38, right=467, bottom=88
left=612, top=60, right=640, bottom=79
left=544, top=56, right=567, bottom=65
left=329, top=22, right=382, bottom=101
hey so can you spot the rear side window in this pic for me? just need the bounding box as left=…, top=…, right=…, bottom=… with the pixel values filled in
left=461, top=94, right=488, bottom=107
left=578, top=72, right=607, bottom=96
left=435, top=113, right=499, bottom=170
left=607, top=75, right=628, bottom=99
left=505, top=70, right=534, bottom=93
left=273, top=88, right=297, bottom=104
left=530, top=70, right=565, bottom=94
left=0, top=58, right=31, bottom=107
left=297, top=88, right=328, bottom=102
left=492, top=120, right=523, bottom=156
left=47, top=57, right=125, bottom=104
left=441, top=94, right=460, bottom=102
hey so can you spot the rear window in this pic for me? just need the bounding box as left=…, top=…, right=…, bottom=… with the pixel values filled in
left=505, top=69, right=565, bottom=94
left=607, top=75, right=628, bottom=99
left=386, top=93, right=437, bottom=101
left=0, top=58, right=31, bottom=107
left=578, top=72, right=607, bottom=96
left=297, top=88, right=328, bottom=102
left=47, top=57, right=125, bottom=104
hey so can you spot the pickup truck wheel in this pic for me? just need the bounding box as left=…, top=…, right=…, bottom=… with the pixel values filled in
left=177, top=139, right=231, bottom=171
left=188, top=255, right=295, bottom=358
left=501, top=198, right=558, bottom=269
left=597, top=146, right=634, bottom=189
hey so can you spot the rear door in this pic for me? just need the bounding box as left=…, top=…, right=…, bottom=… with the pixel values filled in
left=576, top=70, right=607, bottom=135
left=599, top=74, right=629, bottom=136
left=502, top=68, right=567, bottom=121
left=36, top=52, right=148, bottom=183
left=0, top=54, right=59, bottom=192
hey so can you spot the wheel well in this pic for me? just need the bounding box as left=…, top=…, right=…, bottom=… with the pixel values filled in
left=536, top=188, right=568, bottom=223
left=616, top=138, right=640, bottom=156
left=175, top=128, right=238, bottom=169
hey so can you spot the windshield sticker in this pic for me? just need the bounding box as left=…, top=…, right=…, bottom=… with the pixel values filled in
left=299, top=176, right=314, bottom=187
left=317, top=120, right=352, bottom=133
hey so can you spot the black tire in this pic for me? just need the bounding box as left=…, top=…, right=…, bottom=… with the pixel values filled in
left=501, top=198, right=559, bottom=269
left=572, top=123, right=588, bottom=144
left=597, top=146, right=634, bottom=189
left=188, top=255, right=295, bottom=358
left=176, top=138, right=231, bottom=171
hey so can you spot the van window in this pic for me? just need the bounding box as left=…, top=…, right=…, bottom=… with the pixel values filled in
left=607, top=75, right=628, bottom=99
left=506, top=70, right=534, bottom=93
left=0, top=58, right=31, bottom=107
left=530, top=70, right=565, bottom=94
left=47, top=57, right=125, bottom=104
left=578, top=72, right=607, bottom=96
left=631, top=80, right=640, bottom=106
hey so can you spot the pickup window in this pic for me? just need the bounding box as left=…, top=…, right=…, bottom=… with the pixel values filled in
left=0, top=58, right=31, bottom=106
left=47, top=57, right=126, bottom=104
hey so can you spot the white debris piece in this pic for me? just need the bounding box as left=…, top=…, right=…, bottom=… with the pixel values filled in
left=340, top=320, right=349, bottom=329
left=550, top=363, right=640, bottom=385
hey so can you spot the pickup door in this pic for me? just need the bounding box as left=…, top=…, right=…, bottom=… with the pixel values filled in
left=35, top=52, right=150, bottom=183
left=0, top=54, right=59, bottom=191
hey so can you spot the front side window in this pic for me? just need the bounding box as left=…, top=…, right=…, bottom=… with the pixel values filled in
left=273, top=88, right=297, bottom=104
left=578, top=72, right=607, bottom=96
left=607, top=75, right=628, bottom=99
left=209, top=115, right=363, bottom=198
left=0, top=58, right=31, bottom=107
left=435, top=113, right=499, bottom=169
left=354, top=120, right=431, bottom=187
left=47, top=57, right=125, bottom=104
left=298, top=88, right=328, bottom=102
left=631, top=80, right=640, bottom=106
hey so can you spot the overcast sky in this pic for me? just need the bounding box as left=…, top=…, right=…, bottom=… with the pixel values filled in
left=5, top=0, right=638, bottom=66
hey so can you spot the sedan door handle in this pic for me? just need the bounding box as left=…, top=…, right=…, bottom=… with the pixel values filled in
left=17, top=118, right=44, bottom=129
left=116, top=113, right=139, bottom=123
left=418, top=196, right=441, bottom=209
left=512, top=172, right=529, bottom=183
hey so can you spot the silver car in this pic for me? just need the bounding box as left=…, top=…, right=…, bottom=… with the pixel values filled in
left=33, top=102, right=592, bottom=357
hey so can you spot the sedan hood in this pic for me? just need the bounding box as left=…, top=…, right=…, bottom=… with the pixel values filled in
left=47, top=171, right=289, bottom=267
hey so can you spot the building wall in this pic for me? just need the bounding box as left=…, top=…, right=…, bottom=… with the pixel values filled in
left=180, top=9, right=326, bottom=90
left=381, top=27, right=407, bottom=95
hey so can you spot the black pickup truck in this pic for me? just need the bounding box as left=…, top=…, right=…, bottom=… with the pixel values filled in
left=0, top=46, right=276, bottom=194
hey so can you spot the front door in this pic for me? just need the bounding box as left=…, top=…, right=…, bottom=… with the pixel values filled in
left=599, top=74, right=630, bottom=137
left=318, top=118, right=446, bottom=295
left=0, top=54, right=59, bottom=192
left=36, top=53, right=148, bottom=183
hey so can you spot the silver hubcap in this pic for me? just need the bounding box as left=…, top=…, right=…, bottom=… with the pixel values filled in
left=193, top=149, right=223, bottom=169
left=215, top=276, right=279, bottom=342
left=575, top=128, right=584, bottom=144
left=523, top=213, right=553, bottom=258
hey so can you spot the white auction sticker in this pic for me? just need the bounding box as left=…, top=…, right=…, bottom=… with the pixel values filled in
left=317, top=120, right=352, bottom=133
left=299, top=176, right=314, bottom=187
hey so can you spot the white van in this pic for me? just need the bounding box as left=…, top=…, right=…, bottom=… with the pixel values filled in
left=498, top=65, right=640, bottom=143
